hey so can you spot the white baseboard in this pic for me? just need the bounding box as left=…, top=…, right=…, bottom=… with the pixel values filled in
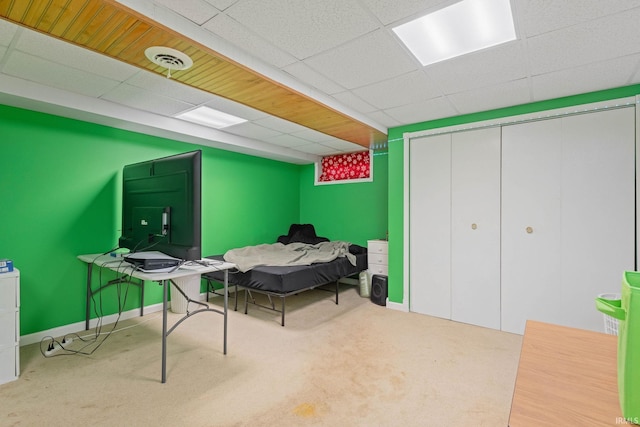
left=20, top=291, right=226, bottom=347
left=386, top=300, right=409, bottom=312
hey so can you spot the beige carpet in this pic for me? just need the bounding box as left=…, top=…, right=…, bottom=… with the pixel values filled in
left=0, top=286, right=522, bottom=426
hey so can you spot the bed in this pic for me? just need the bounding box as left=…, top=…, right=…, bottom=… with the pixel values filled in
left=203, top=224, right=368, bottom=326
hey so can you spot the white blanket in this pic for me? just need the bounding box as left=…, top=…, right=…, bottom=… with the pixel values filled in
left=223, top=241, right=356, bottom=273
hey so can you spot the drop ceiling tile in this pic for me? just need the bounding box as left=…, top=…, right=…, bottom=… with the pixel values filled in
left=527, top=8, right=640, bottom=76
left=223, top=121, right=282, bottom=139
left=201, top=96, right=269, bottom=121
left=447, top=78, right=531, bottom=115
left=100, top=83, right=196, bottom=116
left=426, top=41, right=527, bottom=95
left=225, top=0, right=380, bottom=59
left=125, top=71, right=213, bottom=105
left=0, top=19, right=18, bottom=47
left=14, top=28, right=139, bottom=81
left=367, top=110, right=403, bottom=128
left=384, top=96, right=458, bottom=125
left=290, top=127, right=339, bottom=144
left=3, top=52, right=121, bottom=98
left=353, top=70, right=441, bottom=110
left=518, top=0, right=640, bottom=37
left=532, top=55, right=640, bottom=102
left=320, top=138, right=367, bottom=152
left=152, top=0, right=220, bottom=25
left=359, top=0, right=450, bottom=26
left=203, top=0, right=238, bottom=11
left=202, top=13, right=297, bottom=68
left=331, top=91, right=377, bottom=114
left=263, top=134, right=311, bottom=148
left=304, top=29, right=418, bottom=89
left=253, top=115, right=309, bottom=133
left=282, top=61, right=345, bottom=95
left=294, top=143, right=337, bottom=155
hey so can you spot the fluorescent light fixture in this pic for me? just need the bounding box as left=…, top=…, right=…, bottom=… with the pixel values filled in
left=175, top=106, right=246, bottom=129
left=393, top=0, right=516, bottom=66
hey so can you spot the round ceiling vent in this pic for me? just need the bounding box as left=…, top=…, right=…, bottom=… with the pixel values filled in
left=144, top=46, right=193, bottom=77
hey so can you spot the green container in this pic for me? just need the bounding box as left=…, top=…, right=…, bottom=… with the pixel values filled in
left=596, top=271, right=640, bottom=423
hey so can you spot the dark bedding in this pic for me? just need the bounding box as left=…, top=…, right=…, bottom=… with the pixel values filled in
left=204, top=244, right=367, bottom=293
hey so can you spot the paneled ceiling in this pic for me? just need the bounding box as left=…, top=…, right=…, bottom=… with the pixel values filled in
left=1, top=0, right=640, bottom=164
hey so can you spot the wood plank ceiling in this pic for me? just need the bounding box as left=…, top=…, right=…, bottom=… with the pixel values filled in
left=0, top=0, right=387, bottom=149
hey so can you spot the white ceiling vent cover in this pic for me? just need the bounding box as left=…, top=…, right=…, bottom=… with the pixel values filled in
left=144, top=46, right=193, bottom=78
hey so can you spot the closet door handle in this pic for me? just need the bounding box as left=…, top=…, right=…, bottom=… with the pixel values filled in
left=526, top=226, right=533, bottom=234
left=471, top=223, right=477, bottom=230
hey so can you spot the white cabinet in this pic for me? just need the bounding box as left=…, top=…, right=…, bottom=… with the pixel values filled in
left=409, top=106, right=636, bottom=334
left=367, top=240, right=388, bottom=277
left=409, top=128, right=501, bottom=329
left=0, top=269, right=19, bottom=385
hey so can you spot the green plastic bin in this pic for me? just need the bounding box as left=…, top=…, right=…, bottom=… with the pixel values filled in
left=596, top=271, right=640, bottom=423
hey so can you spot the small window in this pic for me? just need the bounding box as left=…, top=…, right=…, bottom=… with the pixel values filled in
left=314, top=150, right=373, bottom=185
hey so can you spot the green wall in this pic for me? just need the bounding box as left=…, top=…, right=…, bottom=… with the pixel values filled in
left=386, top=83, right=640, bottom=306
left=0, top=105, right=301, bottom=335
left=299, top=152, right=388, bottom=246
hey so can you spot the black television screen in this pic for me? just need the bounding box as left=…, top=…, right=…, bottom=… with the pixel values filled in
left=118, top=150, right=201, bottom=261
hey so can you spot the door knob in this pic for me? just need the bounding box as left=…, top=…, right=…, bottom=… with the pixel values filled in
left=526, top=226, right=533, bottom=234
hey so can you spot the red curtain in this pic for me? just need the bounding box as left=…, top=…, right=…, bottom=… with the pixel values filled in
left=319, top=150, right=370, bottom=182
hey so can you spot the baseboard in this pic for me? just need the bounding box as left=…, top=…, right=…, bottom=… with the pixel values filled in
left=386, top=300, right=409, bottom=312
left=20, top=291, right=226, bottom=347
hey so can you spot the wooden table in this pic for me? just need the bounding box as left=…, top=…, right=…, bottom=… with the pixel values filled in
left=509, top=320, right=622, bottom=426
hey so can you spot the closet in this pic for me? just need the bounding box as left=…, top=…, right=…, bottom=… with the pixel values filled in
left=408, top=106, right=636, bottom=334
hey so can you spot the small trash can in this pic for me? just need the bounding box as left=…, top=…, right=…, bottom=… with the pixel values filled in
left=170, top=275, right=201, bottom=314
left=597, top=293, right=621, bottom=335
left=595, top=272, right=640, bottom=423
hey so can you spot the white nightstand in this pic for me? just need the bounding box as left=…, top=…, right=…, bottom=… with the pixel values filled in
left=367, top=240, right=388, bottom=277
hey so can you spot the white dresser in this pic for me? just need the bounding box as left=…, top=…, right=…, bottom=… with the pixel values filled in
left=0, top=269, right=19, bottom=385
left=367, top=240, right=388, bottom=277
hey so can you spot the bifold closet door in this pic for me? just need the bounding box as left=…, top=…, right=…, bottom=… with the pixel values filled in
left=450, top=128, right=501, bottom=329
left=409, top=134, right=451, bottom=319
left=409, top=128, right=501, bottom=328
left=501, top=107, right=635, bottom=334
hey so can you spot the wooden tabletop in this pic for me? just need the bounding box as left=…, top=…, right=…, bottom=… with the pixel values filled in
left=509, top=320, right=621, bottom=426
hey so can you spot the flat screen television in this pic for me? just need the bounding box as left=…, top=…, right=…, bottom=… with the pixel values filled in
left=118, top=150, right=202, bottom=261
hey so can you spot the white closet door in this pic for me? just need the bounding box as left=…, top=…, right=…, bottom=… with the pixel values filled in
left=560, top=108, right=635, bottom=332
left=502, top=107, right=635, bottom=334
left=450, top=128, right=501, bottom=329
left=501, top=119, right=563, bottom=335
left=409, top=134, right=451, bottom=319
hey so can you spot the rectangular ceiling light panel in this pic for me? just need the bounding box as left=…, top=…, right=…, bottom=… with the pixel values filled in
left=176, top=106, right=247, bottom=129
left=393, top=0, right=516, bottom=66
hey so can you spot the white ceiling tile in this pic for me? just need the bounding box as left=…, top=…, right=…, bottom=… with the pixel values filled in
left=384, top=96, right=458, bottom=124
left=320, top=138, right=367, bottom=152
left=353, top=70, right=441, bottom=110
left=331, top=91, right=377, bottom=114
left=125, top=71, right=213, bottom=105
left=533, top=55, right=640, bottom=102
left=202, top=13, right=297, bottom=68
left=426, top=41, right=527, bottom=95
left=367, top=110, right=403, bottom=128
left=152, top=0, right=220, bottom=25
left=14, top=28, right=139, bottom=81
left=527, top=7, right=640, bottom=76
left=203, top=0, right=239, bottom=11
left=3, top=52, right=121, bottom=98
left=225, top=0, right=380, bottom=59
left=200, top=96, right=269, bottom=121
left=100, top=83, right=196, bottom=116
left=253, top=116, right=309, bottom=133
left=294, top=143, right=337, bottom=155
left=263, top=134, right=311, bottom=148
left=360, top=0, right=450, bottom=25
left=282, top=61, right=345, bottom=94
left=0, top=19, right=18, bottom=47
left=223, top=121, right=282, bottom=139
left=447, top=78, right=531, bottom=115
left=304, top=29, right=418, bottom=89
left=290, top=127, right=338, bottom=143
left=518, top=0, right=640, bottom=37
